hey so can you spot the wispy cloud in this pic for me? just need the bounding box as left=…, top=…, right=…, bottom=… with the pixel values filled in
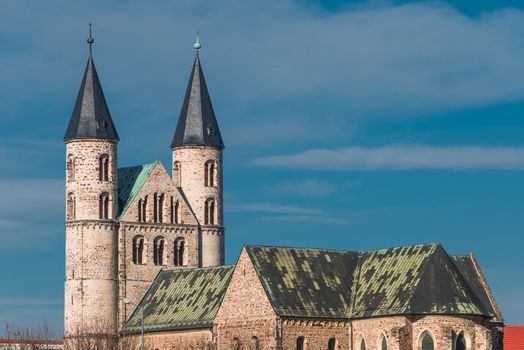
left=228, top=202, right=349, bottom=225
left=251, top=145, right=524, bottom=170
left=228, top=202, right=322, bottom=215
left=260, top=215, right=350, bottom=225
left=269, top=179, right=337, bottom=196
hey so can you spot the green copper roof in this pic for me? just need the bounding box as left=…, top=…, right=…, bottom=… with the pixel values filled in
left=246, top=243, right=493, bottom=319
left=351, top=244, right=488, bottom=318
left=124, top=265, right=234, bottom=333
left=117, top=162, right=157, bottom=219
left=246, top=246, right=358, bottom=318
left=451, top=255, right=502, bottom=323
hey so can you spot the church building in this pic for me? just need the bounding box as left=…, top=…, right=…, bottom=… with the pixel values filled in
left=63, top=29, right=503, bottom=350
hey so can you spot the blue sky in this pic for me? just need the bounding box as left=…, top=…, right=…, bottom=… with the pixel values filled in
left=0, top=0, right=523, bottom=334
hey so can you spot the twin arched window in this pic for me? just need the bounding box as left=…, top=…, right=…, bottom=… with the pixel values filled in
left=205, top=160, right=215, bottom=187
left=99, top=193, right=109, bottom=219
left=99, top=154, right=109, bottom=181
left=205, top=198, right=215, bottom=225
left=174, top=238, right=186, bottom=266
left=153, top=236, right=165, bottom=265
left=67, top=193, right=75, bottom=220
left=133, top=236, right=144, bottom=264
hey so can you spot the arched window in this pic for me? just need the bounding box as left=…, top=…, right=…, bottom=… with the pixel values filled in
left=205, top=160, right=215, bottom=187
left=132, top=236, right=144, bottom=264
left=153, top=236, right=165, bottom=265
left=67, top=192, right=75, bottom=220
left=67, top=154, right=75, bottom=182
left=296, top=336, right=305, bottom=350
left=173, top=161, right=181, bottom=187
left=138, top=199, right=143, bottom=222
left=359, top=338, right=366, bottom=350
left=456, top=333, right=466, bottom=350
left=174, top=238, right=186, bottom=266
left=99, top=154, right=109, bottom=181
left=142, top=196, right=148, bottom=222
left=205, top=198, right=215, bottom=225
left=99, top=192, right=109, bottom=219
left=329, top=338, right=337, bottom=350
left=170, top=197, right=180, bottom=224
left=153, top=193, right=158, bottom=223
left=381, top=335, right=387, bottom=350
left=422, top=333, right=434, bottom=350
left=232, top=338, right=240, bottom=350
left=158, top=193, right=164, bottom=223
left=251, top=336, right=259, bottom=350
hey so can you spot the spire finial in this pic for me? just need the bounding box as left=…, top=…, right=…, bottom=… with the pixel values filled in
left=194, top=31, right=201, bottom=52
left=87, top=23, right=94, bottom=55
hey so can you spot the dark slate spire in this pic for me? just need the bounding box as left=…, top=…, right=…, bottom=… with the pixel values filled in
left=64, top=24, right=119, bottom=142
left=171, top=37, right=224, bottom=149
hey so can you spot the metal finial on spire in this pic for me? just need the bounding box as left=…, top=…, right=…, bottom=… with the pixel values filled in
left=87, top=23, right=94, bottom=54
left=194, top=31, right=201, bottom=51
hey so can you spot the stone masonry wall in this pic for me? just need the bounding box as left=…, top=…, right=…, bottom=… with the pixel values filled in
left=410, top=315, right=492, bottom=350
left=122, top=329, right=212, bottom=350
left=215, top=248, right=278, bottom=350
left=65, top=139, right=118, bottom=344
left=282, top=319, right=350, bottom=350
left=352, top=316, right=411, bottom=350
left=117, top=162, right=202, bottom=329
left=117, top=223, right=199, bottom=328
left=172, top=146, right=224, bottom=267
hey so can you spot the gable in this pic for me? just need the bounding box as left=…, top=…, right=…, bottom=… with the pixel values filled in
left=246, top=246, right=358, bottom=318
left=117, top=161, right=197, bottom=224
left=215, top=248, right=277, bottom=322
left=124, top=265, right=234, bottom=333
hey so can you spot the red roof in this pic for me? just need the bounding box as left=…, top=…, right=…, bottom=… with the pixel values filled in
left=505, top=326, right=524, bottom=350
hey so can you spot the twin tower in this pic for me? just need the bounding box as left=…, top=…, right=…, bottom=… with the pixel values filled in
left=63, top=31, right=225, bottom=347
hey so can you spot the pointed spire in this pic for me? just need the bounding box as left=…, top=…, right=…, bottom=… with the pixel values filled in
left=64, top=25, right=119, bottom=142
left=171, top=37, right=224, bottom=149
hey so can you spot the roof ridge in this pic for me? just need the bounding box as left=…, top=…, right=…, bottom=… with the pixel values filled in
left=245, top=244, right=357, bottom=254
left=118, top=161, right=158, bottom=170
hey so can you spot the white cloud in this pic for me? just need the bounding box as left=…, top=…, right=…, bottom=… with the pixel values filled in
left=251, top=145, right=524, bottom=170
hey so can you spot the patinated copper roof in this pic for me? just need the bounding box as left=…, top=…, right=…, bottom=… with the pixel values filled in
left=247, top=243, right=498, bottom=319
left=125, top=265, right=234, bottom=333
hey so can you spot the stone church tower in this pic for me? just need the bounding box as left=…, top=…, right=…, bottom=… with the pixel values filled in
left=63, top=27, right=119, bottom=347
left=63, top=29, right=225, bottom=348
left=171, top=38, right=225, bottom=267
